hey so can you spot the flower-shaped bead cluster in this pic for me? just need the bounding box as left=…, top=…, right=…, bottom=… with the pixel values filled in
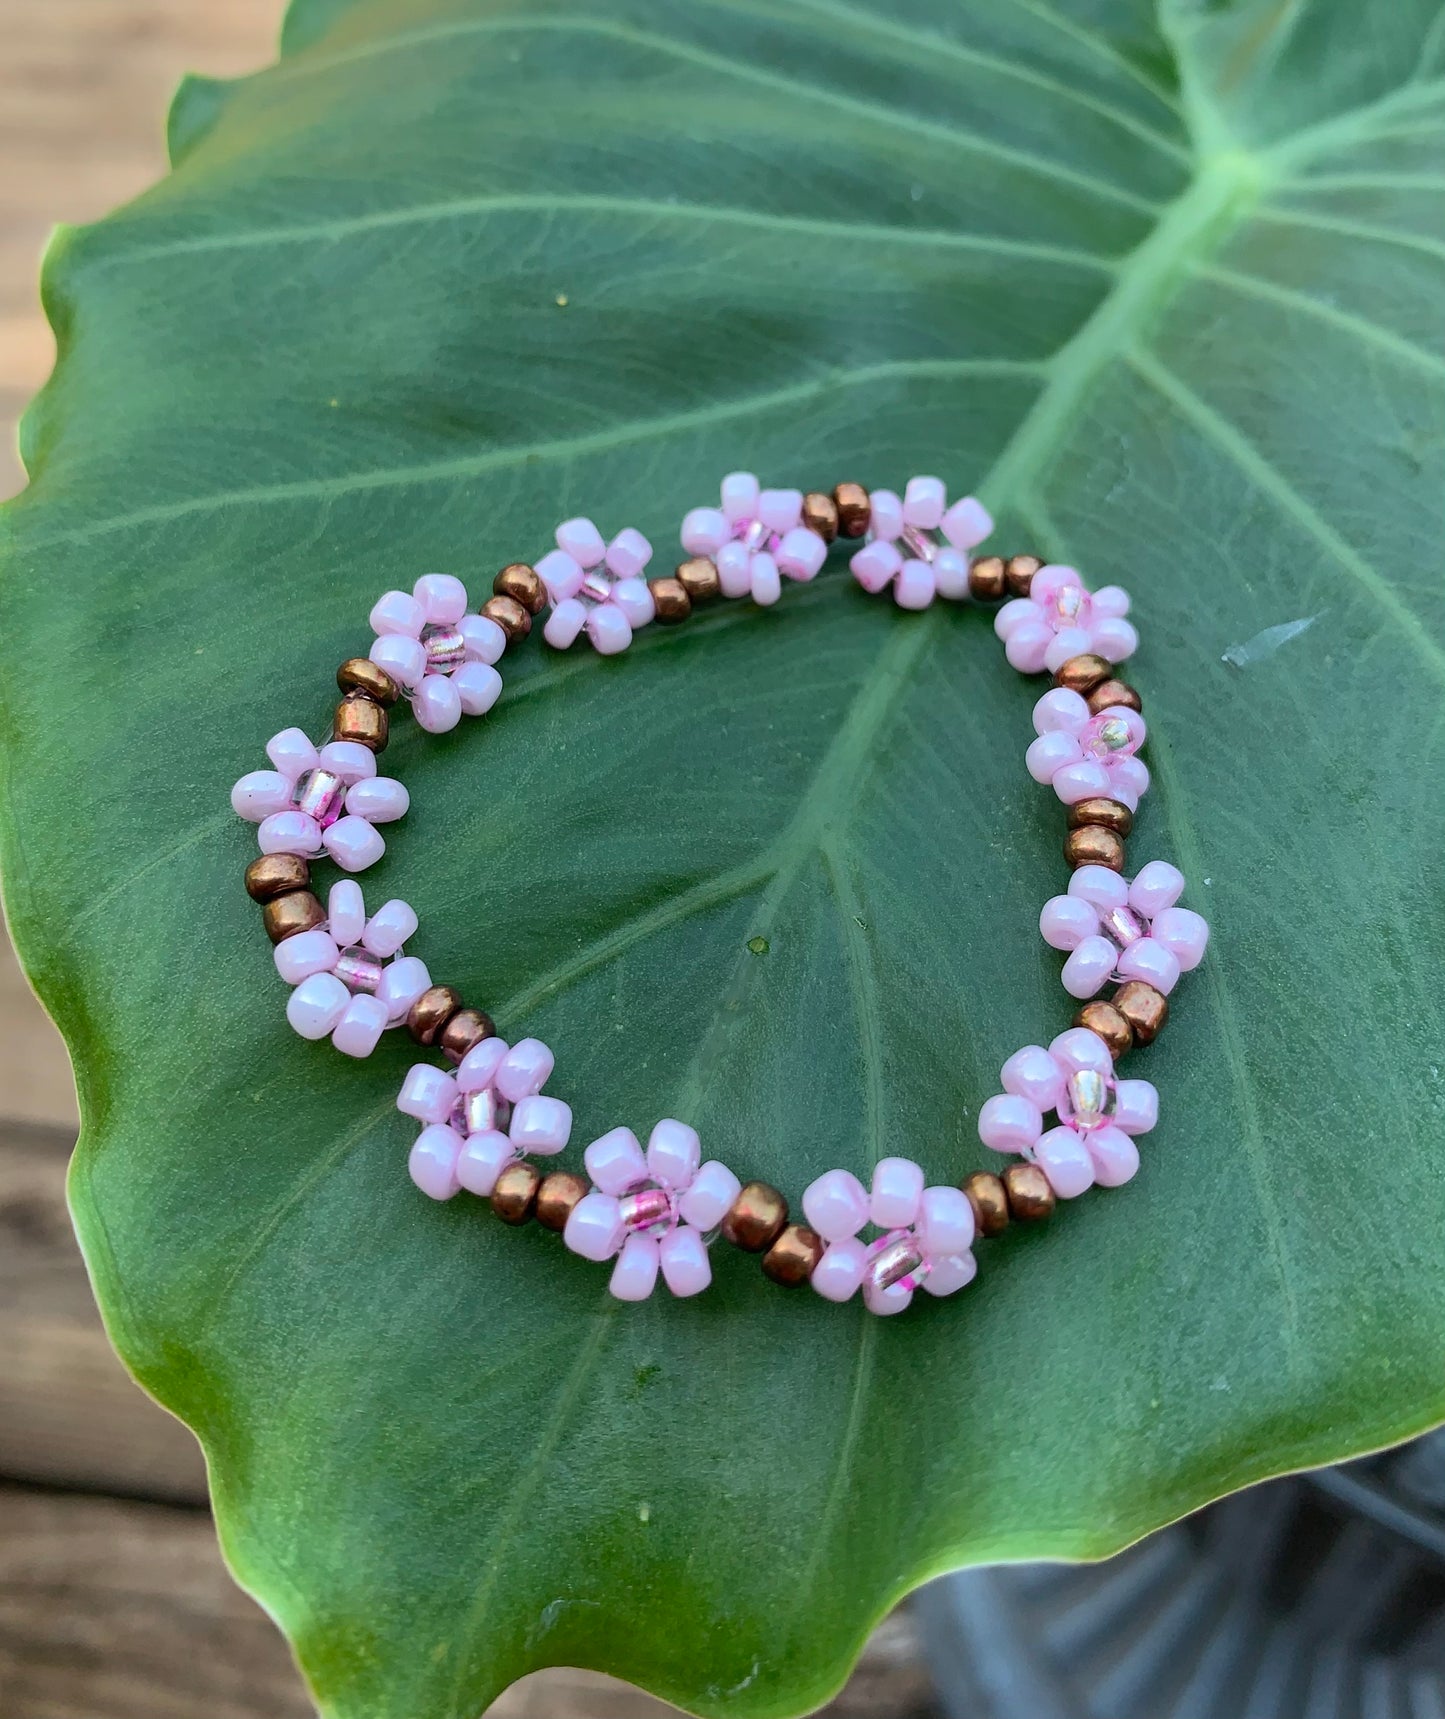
left=231, top=729, right=409, bottom=873
left=1041, top=862, right=1209, bottom=1000
left=563, top=1123, right=741, bottom=1300
left=995, top=564, right=1138, bottom=674
left=977, top=1028, right=1157, bottom=1197
left=681, top=473, right=828, bottom=606
left=1025, top=686, right=1150, bottom=811
left=278, top=881, right=426, bottom=1057
left=368, top=574, right=505, bottom=734
left=400, top=1036, right=572, bottom=1199
left=803, top=1158, right=978, bottom=1316
left=849, top=476, right=994, bottom=610
left=537, top=518, right=655, bottom=655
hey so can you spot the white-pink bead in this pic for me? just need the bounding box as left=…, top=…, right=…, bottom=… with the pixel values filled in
left=1035, top=1126, right=1096, bottom=1198
left=258, top=810, right=322, bottom=856
left=977, top=1093, right=1042, bottom=1153
left=585, top=1127, right=647, bottom=1195
left=510, top=1096, right=571, bottom=1156
left=647, top=1119, right=701, bottom=1189
left=920, top=1250, right=978, bottom=1297
left=332, top=993, right=388, bottom=1058
left=610, top=1233, right=660, bottom=1301
left=456, top=1035, right=509, bottom=1093
left=453, top=661, right=502, bottom=717
left=322, top=816, right=385, bottom=872
left=749, top=553, right=781, bottom=607
left=1062, top=936, right=1119, bottom=999
left=1000, top=1044, right=1065, bottom=1110
left=344, top=777, right=409, bottom=823
left=543, top=598, right=587, bottom=649
left=677, top=1161, right=740, bottom=1231
left=413, top=675, right=462, bottom=734
left=274, top=927, right=339, bottom=985
left=867, top=489, right=903, bottom=540
left=1086, top=1125, right=1140, bottom=1186
left=370, top=589, right=424, bottom=638
left=863, top=1279, right=912, bottom=1317
left=1004, top=621, right=1052, bottom=674
left=894, top=560, right=934, bottom=610
left=681, top=507, right=730, bottom=555
left=457, top=1130, right=515, bottom=1196
left=496, top=1038, right=553, bottom=1103
left=413, top=573, right=468, bottom=625
left=757, top=488, right=801, bottom=533
left=1033, top=687, right=1091, bottom=735
left=536, top=549, right=585, bottom=605
left=776, top=527, right=826, bottom=581
left=377, top=956, right=431, bottom=1023
left=556, top=517, right=606, bottom=568
left=918, top=1185, right=975, bottom=1256
left=565, top=1192, right=624, bottom=1261
left=318, top=741, right=376, bottom=784
left=1115, top=937, right=1181, bottom=994
left=409, top=1125, right=462, bottom=1200
left=605, top=527, right=651, bottom=579
left=1114, top=1080, right=1159, bottom=1135
left=586, top=604, right=632, bottom=655
left=1151, top=906, right=1209, bottom=970
left=801, top=1168, right=869, bottom=1242
left=933, top=548, right=969, bottom=599
left=397, top=1064, right=459, bottom=1125
left=1093, top=617, right=1139, bottom=662
left=361, top=898, right=416, bottom=958
left=1044, top=628, right=1093, bottom=674
left=266, top=727, right=318, bottom=779
left=609, top=577, right=655, bottom=628
left=286, top=971, right=350, bottom=1040
left=232, top=770, right=293, bottom=821
left=1109, top=755, right=1150, bottom=811
left=1071, top=864, right=1130, bottom=910
left=940, top=495, right=993, bottom=549
left=903, top=475, right=946, bottom=530
left=1129, top=861, right=1185, bottom=917
left=1051, top=760, right=1113, bottom=803
left=1026, top=731, right=1082, bottom=784
left=716, top=540, right=752, bottom=598
left=659, top=1226, right=711, bottom=1297
left=720, top=471, right=759, bottom=521
left=369, top=632, right=426, bottom=692
left=851, top=540, right=901, bottom=593
left=869, top=1157, right=924, bottom=1229
left=326, top=879, right=365, bottom=945
left=1048, top=1027, right=1113, bottom=1076
left=811, top=1238, right=867, bottom=1302
left=459, top=614, right=507, bottom=665
left=1040, top=895, right=1100, bottom=951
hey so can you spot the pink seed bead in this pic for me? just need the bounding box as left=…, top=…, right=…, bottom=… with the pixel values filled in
left=1048, top=1027, right=1113, bottom=1076
left=556, top=516, right=606, bottom=568
left=586, top=604, right=632, bottom=655
left=870, top=1157, right=924, bottom=1230
left=543, top=598, right=587, bottom=649
left=266, top=727, right=318, bottom=780
left=1035, top=1126, right=1096, bottom=1198
left=1070, top=864, right=1130, bottom=910
left=397, top=1064, right=459, bottom=1125
left=1026, top=731, right=1082, bottom=784
left=720, top=471, right=760, bottom=521
left=1062, top=935, right=1118, bottom=999
left=757, top=488, right=802, bottom=533
left=677, top=1160, right=741, bottom=1231
left=1093, top=585, right=1130, bottom=618
left=749, top=552, right=781, bottom=607
left=977, top=1093, right=1043, bottom=1153
left=332, top=993, right=388, bottom=1058
left=1113, top=1080, right=1159, bottom=1135
left=413, top=675, right=462, bottom=734
left=274, top=927, right=339, bottom=985
left=1052, top=760, right=1114, bottom=803
left=902, top=475, right=946, bottom=530
left=868, top=489, right=904, bottom=540
left=322, top=816, right=385, bottom=872
left=1115, top=937, right=1181, bottom=995
left=565, top=1192, right=625, bottom=1261
left=413, top=573, right=468, bottom=625
left=1108, top=755, right=1149, bottom=812
left=286, top=971, right=350, bottom=1040
left=452, top=662, right=502, bottom=717
left=1129, top=861, right=1186, bottom=917
left=1033, top=686, right=1091, bottom=735
left=458, top=614, right=507, bottom=665
left=369, top=632, right=426, bottom=692
left=681, top=506, right=730, bottom=555
left=647, top=1119, right=701, bottom=1189
left=409, top=1125, right=463, bottom=1200
left=317, top=741, right=377, bottom=784
left=326, top=879, right=365, bottom=946
left=1086, top=1124, right=1140, bottom=1186
left=1040, top=894, right=1100, bottom=951
left=893, top=560, right=935, bottom=610
left=231, top=770, right=293, bottom=821
left=610, top=1233, right=660, bottom=1301
left=933, top=547, right=969, bottom=599
left=456, top=1035, right=509, bottom=1094
left=1151, top=906, right=1209, bottom=970
left=801, top=1169, right=870, bottom=1242
left=920, top=1250, right=978, bottom=1297
left=850, top=539, right=902, bottom=593
left=715, top=540, right=752, bottom=598
left=811, top=1238, right=867, bottom=1302
left=585, top=1127, right=647, bottom=1196
left=258, top=810, right=322, bottom=857
left=863, top=1278, right=912, bottom=1317
left=1000, top=1044, right=1065, bottom=1110
left=1004, top=620, right=1053, bottom=674
left=658, top=1225, right=711, bottom=1297
left=1092, top=616, right=1139, bottom=663
left=457, top=1130, right=515, bottom=1196
left=344, top=777, right=409, bottom=824
left=606, top=577, right=652, bottom=629
left=495, top=1038, right=554, bottom=1102
left=510, top=1095, right=572, bottom=1156
left=361, top=898, right=416, bottom=958
left=1044, top=628, right=1094, bottom=673
left=993, top=598, right=1035, bottom=640
left=918, top=1185, right=975, bottom=1257
left=605, top=526, right=652, bottom=578
left=940, top=495, right=993, bottom=550
left=536, top=549, right=585, bottom=605
left=377, top=956, right=431, bottom=1023
left=776, top=526, right=826, bottom=581
left=369, top=589, right=425, bottom=638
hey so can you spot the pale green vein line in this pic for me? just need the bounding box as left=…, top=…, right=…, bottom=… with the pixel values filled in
left=1197, top=261, right=1445, bottom=382
left=1126, top=347, right=1445, bottom=687
left=820, top=837, right=886, bottom=1168
left=261, top=14, right=1160, bottom=216
left=1256, top=202, right=1445, bottom=266
left=1262, top=74, right=1445, bottom=170
left=996, top=0, right=1184, bottom=112
left=61, top=807, right=233, bottom=940
left=92, top=191, right=1116, bottom=272
left=1277, top=170, right=1445, bottom=193
left=1414, top=11, right=1445, bottom=84
left=14, top=358, right=1038, bottom=552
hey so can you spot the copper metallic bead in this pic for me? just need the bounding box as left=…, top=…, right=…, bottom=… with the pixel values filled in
left=1087, top=677, right=1142, bottom=715
left=1053, top=653, right=1112, bottom=695
left=1067, top=797, right=1132, bottom=837
left=1073, top=999, right=1133, bottom=1059
left=535, top=1171, right=589, bottom=1233
left=648, top=576, right=692, bottom=624
left=833, top=481, right=871, bottom=538
left=720, top=1181, right=789, bottom=1253
left=337, top=657, right=399, bottom=706
left=1113, top=980, right=1169, bottom=1046
left=1005, top=553, right=1043, bottom=598
left=262, top=890, right=326, bottom=944
left=245, top=852, right=310, bottom=903
left=675, top=556, right=721, bottom=603
left=801, top=491, right=839, bottom=543
left=1003, top=1162, right=1055, bottom=1223
left=439, top=1008, right=496, bottom=1065
left=494, top=562, right=546, bottom=615
left=968, top=555, right=1007, bottom=602
left=333, top=693, right=388, bottom=753
left=481, top=593, right=531, bottom=644
left=490, top=1162, right=541, bottom=1226
left=961, top=1171, right=1010, bottom=1239
left=1064, top=824, right=1125, bottom=872
left=407, top=984, right=463, bottom=1046
left=761, top=1224, right=825, bottom=1286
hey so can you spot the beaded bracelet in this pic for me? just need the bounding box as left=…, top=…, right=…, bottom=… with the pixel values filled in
left=229, top=475, right=1209, bottom=1316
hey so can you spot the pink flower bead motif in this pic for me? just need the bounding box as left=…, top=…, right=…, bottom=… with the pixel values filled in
left=231, top=729, right=408, bottom=873
left=562, top=1122, right=741, bottom=1300
left=806, top=1160, right=979, bottom=1316
left=536, top=518, right=654, bottom=654
left=994, top=564, right=1138, bottom=674
left=977, top=1029, right=1159, bottom=1198
left=848, top=476, right=993, bottom=610
left=282, top=881, right=423, bottom=1058
left=399, top=1037, right=572, bottom=1202
left=367, top=574, right=505, bottom=735
left=1041, top=861, right=1210, bottom=1001
left=1025, top=686, right=1150, bottom=812
left=680, top=472, right=827, bottom=607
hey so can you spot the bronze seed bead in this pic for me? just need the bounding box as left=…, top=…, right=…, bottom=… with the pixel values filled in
left=333, top=694, right=388, bottom=753
left=407, top=985, right=463, bottom=1046
left=535, top=1171, right=589, bottom=1233
left=481, top=593, right=531, bottom=644
left=1067, top=797, right=1133, bottom=837
left=1053, top=653, right=1112, bottom=696
left=761, top=1224, right=825, bottom=1286
left=262, top=890, right=326, bottom=944
left=491, top=1162, right=542, bottom=1225
left=1003, top=1162, right=1055, bottom=1222
left=1074, top=999, right=1134, bottom=1059
left=962, top=1171, right=1010, bottom=1239
left=337, top=657, right=399, bottom=706
left=439, top=1008, right=496, bottom=1065
left=1064, top=825, right=1125, bottom=872
left=1087, top=678, right=1142, bottom=715
left=245, top=852, right=310, bottom=902
left=648, top=576, right=692, bottom=624
left=494, top=563, right=547, bottom=615
left=801, top=491, right=839, bottom=543
left=1005, top=554, right=1043, bottom=598
left=676, top=556, right=721, bottom=602
left=1113, top=980, right=1169, bottom=1046
left=833, top=482, right=871, bottom=538
left=720, top=1181, right=789, bottom=1252
left=968, top=555, right=1007, bottom=602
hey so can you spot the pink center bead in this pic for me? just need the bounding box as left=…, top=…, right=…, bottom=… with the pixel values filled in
left=459, top=1088, right=509, bottom=1135
left=617, top=1184, right=676, bottom=1237
left=1032, top=569, right=1093, bottom=631
left=1057, top=1067, right=1117, bottom=1131
left=292, top=767, right=347, bottom=827
left=1080, top=711, right=1141, bottom=759
left=864, top=1230, right=930, bottom=1295
left=333, top=944, right=384, bottom=993
left=1100, top=904, right=1147, bottom=948
left=579, top=567, right=613, bottom=604
left=422, top=624, right=467, bottom=671
left=898, top=524, right=937, bottom=564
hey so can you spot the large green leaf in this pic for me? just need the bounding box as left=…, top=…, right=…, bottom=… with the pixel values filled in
left=4, top=0, right=1445, bottom=1713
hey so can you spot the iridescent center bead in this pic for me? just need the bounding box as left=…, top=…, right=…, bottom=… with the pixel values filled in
left=334, top=944, right=384, bottom=994
left=899, top=524, right=939, bottom=565
left=864, top=1230, right=930, bottom=1294
left=1060, top=1067, right=1116, bottom=1130
left=1048, top=583, right=1091, bottom=628
left=1081, top=713, right=1136, bottom=758
left=737, top=518, right=784, bottom=556
left=1101, top=904, right=1147, bottom=949
left=460, top=1087, right=510, bottom=1136
left=617, top=1184, right=677, bottom=1237
left=577, top=566, right=614, bottom=605
left=292, top=767, right=346, bottom=827
left=421, top=624, right=466, bottom=671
